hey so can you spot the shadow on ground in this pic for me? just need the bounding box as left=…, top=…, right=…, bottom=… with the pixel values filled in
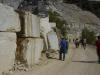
left=72, top=61, right=98, bottom=64
left=47, top=57, right=59, bottom=60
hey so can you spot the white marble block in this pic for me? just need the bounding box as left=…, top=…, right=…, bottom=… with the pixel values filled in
left=47, top=31, right=59, bottom=51
left=40, top=17, right=53, bottom=50
left=0, top=32, right=16, bottom=74
left=19, top=12, right=40, bottom=37
left=40, top=17, right=52, bottom=34
left=49, top=22, right=56, bottom=28
left=0, top=3, right=21, bottom=32
left=16, top=38, right=43, bottom=66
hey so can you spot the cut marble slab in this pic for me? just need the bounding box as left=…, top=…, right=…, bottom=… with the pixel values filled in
left=0, top=32, right=16, bottom=74
left=16, top=38, right=43, bottom=66
left=18, top=12, right=40, bottom=38
left=40, top=17, right=52, bottom=34
left=47, top=31, right=59, bottom=51
left=0, top=3, right=21, bottom=32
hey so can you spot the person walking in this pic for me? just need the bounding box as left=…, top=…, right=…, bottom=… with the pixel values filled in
left=96, top=36, right=100, bottom=63
left=75, top=38, right=79, bottom=48
left=79, top=39, right=83, bottom=48
left=65, top=38, right=69, bottom=54
left=83, top=38, right=87, bottom=50
left=59, top=38, right=68, bottom=61
left=80, top=38, right=87, bottom=49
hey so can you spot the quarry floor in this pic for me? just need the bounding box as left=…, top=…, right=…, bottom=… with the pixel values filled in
left=13, top=44, right=100, bottom=75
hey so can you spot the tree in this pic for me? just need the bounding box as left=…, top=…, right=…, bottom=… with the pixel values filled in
left=81, top=27, right=96, bottom=44
left=49, top=11, right=68, bottom=37
left=0, top=0, right=3, bottom=3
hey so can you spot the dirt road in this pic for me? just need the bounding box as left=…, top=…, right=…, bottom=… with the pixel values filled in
left=14, top=44, right=100, bottom=75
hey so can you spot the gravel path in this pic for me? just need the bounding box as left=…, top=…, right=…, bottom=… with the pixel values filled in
left=14, top=44, right=100, bottom=75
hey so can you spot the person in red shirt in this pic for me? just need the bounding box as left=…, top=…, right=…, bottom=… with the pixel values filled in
left=96, top=36, right=100, bottom=63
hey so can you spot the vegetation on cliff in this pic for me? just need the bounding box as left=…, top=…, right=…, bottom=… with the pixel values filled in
left=49, top=11, right=67, bottom=37
left=81, top=27, right=96, bottom=44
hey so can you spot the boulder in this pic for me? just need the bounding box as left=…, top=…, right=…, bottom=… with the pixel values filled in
left=0, top=32, right=16, bottom=74
left=16, top=38, right=43, bottom=66
left=0, top=3, right=21, bottom=32
left=47, top=31, right=59, bottom=51
left=18, top=12, right=40, bottom=38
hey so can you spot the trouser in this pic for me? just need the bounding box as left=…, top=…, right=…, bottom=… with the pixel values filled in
left=75, top=43, right=79, bottom=48
left=82, top=43, right=86, bottom=49
left=59, top=51, right=66, bottom=61
left=97, top=50, right=100, bottom=62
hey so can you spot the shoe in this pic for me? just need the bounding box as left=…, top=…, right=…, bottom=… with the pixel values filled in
left=59, top=59, right=62, bottom=60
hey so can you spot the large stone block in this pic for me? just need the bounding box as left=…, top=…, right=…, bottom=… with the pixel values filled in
left=47, top=31, right=59, bottom=51
left=0, top=32, right=16, bottom=74
left=40, top=17, right=52, bottom=50
left=16, top=38, right=43, bottom=66
left=18, top=12, right=40, bottom=38
left=2, top=0, right=24, bottom=9
left=49, top=22, right=56, bottom=28
left=40, top=17, right=52, bottom=34
left=0, top=3, right=21, bottom=32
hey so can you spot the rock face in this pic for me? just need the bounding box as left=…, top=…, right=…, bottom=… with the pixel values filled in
left=0, top=0, right=24, bottom=9
left=18, top=12, right=40, bottom=38
left=49, top=2, right=100, bottom=34
left=79, top=11, right=100, bottom=25
left=0, top=32, right=16, bottom=74
left=47, top=31, right=59, bottom=51
left=16, top=38, right=43, bottom=66
left=0, top=3, right=21, bottom=32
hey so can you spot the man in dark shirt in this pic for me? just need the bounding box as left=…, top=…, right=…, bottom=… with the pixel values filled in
left=59, top=38, right=68, bottom=61
left=96, top=36, right=100, bottom=63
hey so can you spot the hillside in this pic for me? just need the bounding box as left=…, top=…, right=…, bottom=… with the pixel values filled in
left=49, top=1, right=100, bottom=34
left=0, top=0, right=100, bottom=34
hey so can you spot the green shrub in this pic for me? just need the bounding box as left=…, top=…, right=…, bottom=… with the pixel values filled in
left=49, top=11, right=67, bottom=37
left=81, top=27, right=96, bottom=44
left=0, top=0, right=3, bottom=3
